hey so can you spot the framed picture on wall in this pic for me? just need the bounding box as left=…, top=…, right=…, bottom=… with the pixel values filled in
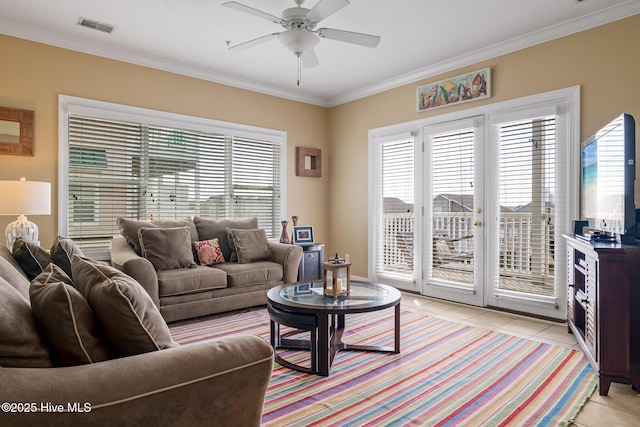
left=293, top=226, right=314, bottom=245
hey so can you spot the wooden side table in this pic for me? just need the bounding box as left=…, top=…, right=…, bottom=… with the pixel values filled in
left=297, top=243, right=324, bottom=282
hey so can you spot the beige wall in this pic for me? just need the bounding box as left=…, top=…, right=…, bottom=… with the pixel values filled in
left=0, top=35, right=330, bottom=249
left=2, top=14, right=640, bottom=276
left=328, top=14, right=640, bottom=276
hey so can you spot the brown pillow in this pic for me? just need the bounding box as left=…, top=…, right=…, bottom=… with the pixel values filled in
left=138, top=226, right=197, bottom=271
left=227, top=228, right=272, bottom=263
left=0, top=277, right=52, bottom=368
left=50, top=236, right=84, bottom=278
left=117, top=217, right=198, bottom=255
left=30, top=264, right=110, bottom=366
left=12, top=237, right=52, bottom=280
left=71, top=255, right=179, bottom=357
left=194, top=217, right=258, bottom=261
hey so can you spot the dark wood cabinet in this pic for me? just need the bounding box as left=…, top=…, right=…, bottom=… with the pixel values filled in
left=297, top=243, right=324, bottom=282
left=564, top=234, right=640, bottom=395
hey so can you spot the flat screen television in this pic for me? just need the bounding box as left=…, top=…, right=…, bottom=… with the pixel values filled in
left=580, top=113, right=637, bottom=243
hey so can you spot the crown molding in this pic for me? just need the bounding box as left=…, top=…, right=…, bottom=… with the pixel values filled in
left=326, top=1, right=640, bottom=107
left=0, top=19, right=323, bottom=106
left=2, top=0, right=639, bottom=108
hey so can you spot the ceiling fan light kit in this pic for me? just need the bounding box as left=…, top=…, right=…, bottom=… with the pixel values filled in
left=223, top=0, right=380, bottom=86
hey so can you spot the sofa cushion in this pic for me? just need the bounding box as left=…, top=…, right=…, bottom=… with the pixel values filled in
left=227, top=228, right=272, bottom=263
left=71, top=255, right=179, bottom=357
left=0, top=276, right=52, bottom=367
left=50, top=235, right=84, bottom=278
left=0, top=245, right=31, bottom=300
left=138, top=226, right=197, bottom=271
left=213, top=261, right=282, bottom=288
left=29, top=264, right=110, bottom=366
left=12, top=237, right=52, bottom=280
left=194, top=217, right=258, bottom=261
left=157, top=266, right=228, bottom=297
left=117, top=217, right=198, bottom=255
left=194, top=238, right=225, bottom=266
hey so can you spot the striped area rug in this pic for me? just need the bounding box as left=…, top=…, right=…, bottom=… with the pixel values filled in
left=169, top=307, right=596, bottom=426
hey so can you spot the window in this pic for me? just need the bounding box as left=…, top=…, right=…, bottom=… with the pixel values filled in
left=59, top=96, right=285, bottom=257
left=494, top=115, right=557, bottom=296
left=369, top=133, right=416, bottom=285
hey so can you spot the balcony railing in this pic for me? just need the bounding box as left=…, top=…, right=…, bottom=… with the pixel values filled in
left=381, top=212, right=555, bottom=287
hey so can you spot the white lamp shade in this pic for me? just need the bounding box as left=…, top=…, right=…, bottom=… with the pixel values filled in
left=278, top=29, right=319, bottom=55
left=0, top=180, right=51, bottom=216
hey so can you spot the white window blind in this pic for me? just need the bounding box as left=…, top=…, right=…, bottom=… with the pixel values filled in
left=430, top=128, right=475, bottom=282
left=497, top=116, right=556, bottom=294
left=374, top=137, right=415, bottom=278
left=67, top=114, right=282, bottom=252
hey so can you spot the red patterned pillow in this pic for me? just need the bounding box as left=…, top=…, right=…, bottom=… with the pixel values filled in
left=193, top=238, right=225, bottom=265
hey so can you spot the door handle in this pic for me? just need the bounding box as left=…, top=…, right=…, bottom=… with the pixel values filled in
left=474, top=220, right=482, bottom=227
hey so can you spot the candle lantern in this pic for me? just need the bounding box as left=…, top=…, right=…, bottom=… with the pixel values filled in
left=323, top=253, right=351, bottom=297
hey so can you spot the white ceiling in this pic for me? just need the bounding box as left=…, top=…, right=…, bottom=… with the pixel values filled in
left=1, top=0, right=639, bottom=107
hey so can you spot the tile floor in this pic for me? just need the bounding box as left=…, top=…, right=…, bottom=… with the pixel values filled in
left=401, top=293, right=640, bottom=426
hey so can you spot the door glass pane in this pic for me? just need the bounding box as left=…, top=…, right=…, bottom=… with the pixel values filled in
left=376, top=139, right=414, bottom=278
left=431, top=129, right=475, bottom=285
left=497, top=117, right=556, bottom=296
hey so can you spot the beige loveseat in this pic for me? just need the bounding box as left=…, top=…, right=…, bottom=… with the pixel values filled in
left=110, top=216, right=303, bottom=322
left=0, top=244, right=274, bottom=427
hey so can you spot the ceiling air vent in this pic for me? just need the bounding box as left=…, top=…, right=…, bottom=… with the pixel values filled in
left=77, top=17, right=116, bottom=34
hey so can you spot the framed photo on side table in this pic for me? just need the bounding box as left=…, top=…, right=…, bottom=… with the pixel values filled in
left=293, top=226, right=314, bottom=245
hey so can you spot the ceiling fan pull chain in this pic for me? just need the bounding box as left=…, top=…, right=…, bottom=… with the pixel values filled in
left=297, top=53, right=302, bottom=86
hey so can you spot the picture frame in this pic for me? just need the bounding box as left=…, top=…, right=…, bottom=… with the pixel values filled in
left=296, top=147, right=321, bottom=177
left=416, top=68, right=491, bottom=112
left=293, top=225, right=314, bottom=245
left=0, top=107, right=34, bottom=156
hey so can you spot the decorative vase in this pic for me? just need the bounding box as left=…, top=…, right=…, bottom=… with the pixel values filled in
left=279, top=220, right=290, bottom=244
left=291, top=215, right=299, bottom=243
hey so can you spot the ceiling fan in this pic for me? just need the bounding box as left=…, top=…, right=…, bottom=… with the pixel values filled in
left=223, top=0, right=381, bottom=86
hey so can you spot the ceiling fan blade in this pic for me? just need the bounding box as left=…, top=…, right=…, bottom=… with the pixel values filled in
left=317, top=28, right=381, bottom=48
left=228, top=33, right=280, bottom=51
left=301, top=50, right=319, bottom=68
left=306, top=0, right=349, bottom=23
left=222, top=2, right=281, bottom=24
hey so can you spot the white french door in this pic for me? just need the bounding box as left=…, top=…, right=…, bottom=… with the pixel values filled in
left=421, top=108, right=570, bottom=319
left=369, top=87, right=579, bottom=319
left=484, top=107, right=567, bottom=319
left=422, top=118, right=485, bottom=306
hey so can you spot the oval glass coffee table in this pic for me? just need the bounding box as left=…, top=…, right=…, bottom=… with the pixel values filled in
left=267, top=281, right=401, bottom=376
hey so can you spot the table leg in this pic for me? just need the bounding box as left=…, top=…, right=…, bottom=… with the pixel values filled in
left=317, top=314, right=330, bottom=376
left=330, top=314, right=347, bottom=366
left=394, top=303, right=400, bottom=353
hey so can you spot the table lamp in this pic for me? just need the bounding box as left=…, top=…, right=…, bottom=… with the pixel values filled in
left=0, top=177, right=51, bottom=250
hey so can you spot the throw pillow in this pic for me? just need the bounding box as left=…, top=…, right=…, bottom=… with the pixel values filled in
left=116, top=217, right=199, bottom=255
left=50, top=235, right=84, bottom=278
left=0, top=276, right=52, bottom=368
left=12, top=237, right=52, bottom=280
left=227, top=228, right=272, bottom=264
left=193, top=238, right=225, bottom=266
left=0, top=245, right=31, bottom=300
left=138, top=226, right=197, bottom=271
left=71, top=255, right=179, bottom=357
left=193, top=217, right=258, bottom=262
left=29, top=264, right=110, bottom=366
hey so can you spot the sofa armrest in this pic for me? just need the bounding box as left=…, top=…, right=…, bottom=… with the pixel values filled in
left=0, top=335, right=274, bottom=427
left=269, top=242, right=303, bottom=283
left=109, top=235, right=160, bottom=307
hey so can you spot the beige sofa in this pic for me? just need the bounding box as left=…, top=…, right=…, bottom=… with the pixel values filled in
left=0, top=244, right=274, bottom=427
left=110, top=216, right=303, bottom=322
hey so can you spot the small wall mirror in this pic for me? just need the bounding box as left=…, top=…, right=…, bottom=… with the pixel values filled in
left=296, top=147, right=321, bottom=177
left=0, top=107, right=34, bottom=156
